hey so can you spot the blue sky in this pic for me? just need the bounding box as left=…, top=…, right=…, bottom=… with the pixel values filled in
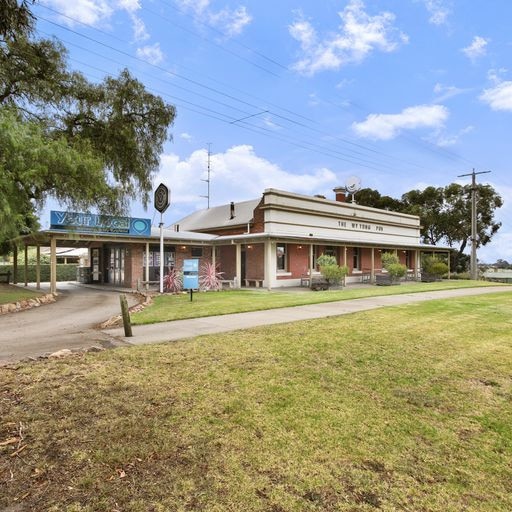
left=33, top=0, right=512, bottom=262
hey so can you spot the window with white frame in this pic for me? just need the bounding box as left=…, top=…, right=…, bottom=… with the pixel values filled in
left=276, top=244, right=287, bottom=271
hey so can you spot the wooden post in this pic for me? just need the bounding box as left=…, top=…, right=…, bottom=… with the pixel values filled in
left=13, top=245, right=18, bottom=284
left=24, top=244, right=28, bottom=287
left=50, top=237, right=57, bottom=294
left=119, top=294, right=133, bottom=337
left=36, top=245, right=41, bottom=290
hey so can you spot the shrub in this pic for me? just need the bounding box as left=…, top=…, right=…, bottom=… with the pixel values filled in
left=317, top=254, right=348, bottom=286
left=423, top=256, right=449, bottom=278
left=0, top=264, right=78, bottom=282
left=199, top=262, right=224, bottom=291
left=381, top=252, right=407, bottom=280
left=163, top=268, right=182, bottom=293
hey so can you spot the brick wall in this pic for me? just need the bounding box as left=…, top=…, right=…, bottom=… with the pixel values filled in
left=218, top=246, right=236, bottom=279
left=245, top=244, right=264, bottom=280
left=288, top=244, right=309, bottom=278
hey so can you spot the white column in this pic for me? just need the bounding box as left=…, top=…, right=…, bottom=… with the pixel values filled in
left=263, top=240, right=272, bottom=290
left=212, top=246, right=216, bottom=269
left=309, top=244, right=314, bottom=288
left=50, top=237, right=57, bottom=294
left=416, top=250, right=421, bottom=280
left=370, top=247, right=375, bottom=283
left=145, top=242, right=150, bottom=290
left=235, top=243, right=242, bottom=289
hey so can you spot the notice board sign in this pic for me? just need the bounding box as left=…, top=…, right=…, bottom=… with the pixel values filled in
left=183, top=259, right=199, bottom=290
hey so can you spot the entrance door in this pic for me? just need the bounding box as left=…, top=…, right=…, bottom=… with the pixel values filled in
left=109, top=247, right=125, bottom=286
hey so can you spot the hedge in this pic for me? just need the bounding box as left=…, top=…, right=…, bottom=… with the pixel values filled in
left=0, top=264, right=79, bottom=282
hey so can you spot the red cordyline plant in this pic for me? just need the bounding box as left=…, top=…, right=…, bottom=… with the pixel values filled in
left=199, top=262, right=224, bottom=291
left=163, top=268, right=182, bottom=293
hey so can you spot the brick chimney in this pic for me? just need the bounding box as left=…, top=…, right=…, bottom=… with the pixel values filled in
left=333, top=187, right=347, bottom=202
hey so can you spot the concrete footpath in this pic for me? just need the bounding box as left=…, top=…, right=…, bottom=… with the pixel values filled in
left=107, top=286, right=510, bottom=346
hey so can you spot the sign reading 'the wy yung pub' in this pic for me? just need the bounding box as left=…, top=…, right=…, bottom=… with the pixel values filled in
left=50, top=211, right=152, bottom=237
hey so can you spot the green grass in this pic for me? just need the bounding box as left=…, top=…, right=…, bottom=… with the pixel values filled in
left=1, top=291, right=512, bottom=511
left=132, top=279, right=507, bottom=324
left=0, top=283, right=42, bottom=305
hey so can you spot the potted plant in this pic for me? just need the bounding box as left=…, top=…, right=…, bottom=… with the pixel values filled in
left=315, top=254, right=349, bottom=290
left=421, top=256, right=448, bottom=282
left=377, top=252, right=407, bottom=285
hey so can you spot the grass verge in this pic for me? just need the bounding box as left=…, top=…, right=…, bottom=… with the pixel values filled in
left=0, top=284, right=43, bottom=305
left=1, top=292, right=512, bottom=511
left=132, top=279, right=507, bottom=324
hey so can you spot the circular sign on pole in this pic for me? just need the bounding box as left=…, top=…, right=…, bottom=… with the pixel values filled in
left=154, top=183, right=170, bottom=214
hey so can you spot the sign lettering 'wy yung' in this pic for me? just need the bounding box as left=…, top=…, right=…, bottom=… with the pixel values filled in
left=50, top=211, right=151, bottom=237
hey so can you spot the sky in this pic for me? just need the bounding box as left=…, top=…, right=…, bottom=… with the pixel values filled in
left=32, top=0, right=512, bottom=263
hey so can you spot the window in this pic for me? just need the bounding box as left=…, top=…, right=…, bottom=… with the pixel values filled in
left=276, top=244, right=287, bottom=271
left=191, top=247, right=203, bottom=257
left=352, top=247, right=360, bottom=270
left=324, top=246, right=337, bottom=259
left=405, top=251, right=412, bottom=269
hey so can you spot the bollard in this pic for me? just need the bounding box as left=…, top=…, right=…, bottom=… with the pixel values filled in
left=119, top=294, right=133, bottom=337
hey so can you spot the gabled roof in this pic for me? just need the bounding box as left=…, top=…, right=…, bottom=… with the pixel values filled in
left=174, top=198, right=260, bottom=232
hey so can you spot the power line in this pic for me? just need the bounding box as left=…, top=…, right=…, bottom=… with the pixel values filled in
left=32, top=12, right=474, bottom=176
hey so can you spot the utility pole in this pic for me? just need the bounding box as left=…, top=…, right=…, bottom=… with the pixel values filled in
left=457, top=169, right=491, bottom=280
left=200, top=143, right=212, bottom=209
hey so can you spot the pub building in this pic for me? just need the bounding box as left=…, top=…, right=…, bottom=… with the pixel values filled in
left=14, top=187, right=450, bottom=293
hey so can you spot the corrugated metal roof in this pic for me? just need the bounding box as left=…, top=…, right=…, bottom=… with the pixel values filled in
left=173, top=199, right=260, bottom=231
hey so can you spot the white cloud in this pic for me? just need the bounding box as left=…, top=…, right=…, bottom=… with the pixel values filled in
left=352, top=104, right=449, bottom=140
left=155, top=145, right=338, bottom=208
left=289, top=0, right=408, bottom=76
left=131, top=14, right=149, bottom=41
left=41, top=0, right=151, bottom=42
left=422, top=0, right=451, bottom=25
left=136, top=43, right=165, bottom=65
left=180, top=132, right=193, bottom=141
left=462, top=36, right=489, bottom=61
left=480, top=81, right=512, bottom=111
left=429, top=125, right=474, bottom=147
left=41, top=0, right=113, bottom=26
left=175, top=0, right=252, bottom=38
left=433, top=83, right=471, bottom=102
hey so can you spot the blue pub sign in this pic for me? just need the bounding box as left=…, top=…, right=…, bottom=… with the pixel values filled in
left=183, top=259, right=200, bottom=290
left=50, top=211, right=151, bottom=237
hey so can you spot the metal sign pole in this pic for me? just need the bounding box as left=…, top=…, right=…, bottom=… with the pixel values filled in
left=154, top=183, right=171, bottom=294
left=159, top=212, right=164, bottom=294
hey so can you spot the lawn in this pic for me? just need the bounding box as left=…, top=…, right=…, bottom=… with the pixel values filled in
left=0, top=283, right=42, bottom=305
left=132, top=279, right=506, bottom=324
left=1, top=291, right=511, bottom=511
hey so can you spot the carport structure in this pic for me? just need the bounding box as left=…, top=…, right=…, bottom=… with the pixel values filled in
left=14, top=225, right=216, bottom=294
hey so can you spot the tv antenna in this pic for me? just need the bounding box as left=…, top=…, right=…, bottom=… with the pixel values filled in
left=345, top=175, right=362, bottom=203
left=200, top=143, right=212, bottom=208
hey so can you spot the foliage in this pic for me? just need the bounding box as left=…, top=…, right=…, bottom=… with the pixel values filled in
left=316, top=254, right=348, bottom=285
left=199, top=262, right=224, bottom=291
left=163, top=268, right=182, bottom=293
left=356, top=184, right=503, bottom=273
left=0, top=264, right=77, bottom=282
left=422, top=255, right=449, bottom=277
left=381, top=252, right=407, bottom=280
left=0, top=3, right=176, bottom=251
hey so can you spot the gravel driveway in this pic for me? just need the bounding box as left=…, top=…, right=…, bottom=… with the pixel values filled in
left=0, top=283, right=138, bottom=363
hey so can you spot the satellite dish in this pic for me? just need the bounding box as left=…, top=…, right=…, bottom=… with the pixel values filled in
left=345, top=175, right=362, bottom=194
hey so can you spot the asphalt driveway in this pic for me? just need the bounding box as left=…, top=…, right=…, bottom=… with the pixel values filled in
left=0, top=283, right=137, bottom=363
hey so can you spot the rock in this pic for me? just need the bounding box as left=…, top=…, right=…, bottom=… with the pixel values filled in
left=48, top=349, right=73, bottom=359
left=87, top=346, right=105, bottom=353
